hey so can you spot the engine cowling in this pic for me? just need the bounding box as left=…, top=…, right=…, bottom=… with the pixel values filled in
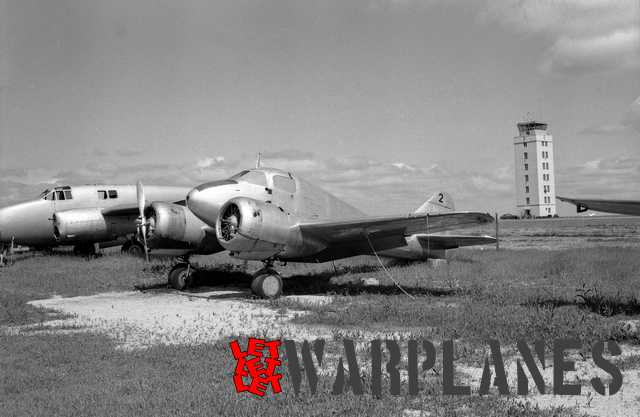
left=53, top=208, right=117, bottom=242
left=146, top=202, right=222, bottom=253
left=215, top=197, right=301, bottom=259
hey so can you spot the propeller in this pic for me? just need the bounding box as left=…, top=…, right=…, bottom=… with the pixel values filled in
left=136, top=181, right=150, bottom=262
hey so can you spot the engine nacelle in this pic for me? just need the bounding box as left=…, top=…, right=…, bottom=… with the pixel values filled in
left=53, top=208, right=118, bottom=242
left=146, top=202, right=222, bottom=253
left=215, top=197, right=301, bottom=259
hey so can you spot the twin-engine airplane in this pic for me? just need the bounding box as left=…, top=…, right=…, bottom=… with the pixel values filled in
left=557, top=196, right=640, bottom=216
left=138, top=167, right=495, bottom=298
left=0, top=185, right=192, bottom=256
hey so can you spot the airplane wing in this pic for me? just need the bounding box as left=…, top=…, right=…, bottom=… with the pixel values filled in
left=297, top=211, right=493, bottom=261
left=101, top=200, right=187, bottom=217
left=101, top=204, right=140, bottom=217
left=415, top=234, right=496, bottom=250
left=557, top=196, right=640, bottom=216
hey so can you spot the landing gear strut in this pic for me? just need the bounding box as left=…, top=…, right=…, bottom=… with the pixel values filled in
left=251, top=261, right=283, bottom=299
left=168, top=255, right=195, bottom=291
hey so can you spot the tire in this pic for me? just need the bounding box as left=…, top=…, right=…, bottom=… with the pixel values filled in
left=251, top=272, right=283, bottom=299
left=168, top=263, right=192, bottom=290
left=250, top=275, right=265, bottom=295
left=123, top=241, right=145, bottom=258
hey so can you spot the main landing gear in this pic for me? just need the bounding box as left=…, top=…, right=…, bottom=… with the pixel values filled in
left=250, top=261, right=283, bottom=299
left=168, top=256, right=195, bottom=291
left=165, top=256, right=284, bottom=298
left=121, top=239, right=145, bottom=257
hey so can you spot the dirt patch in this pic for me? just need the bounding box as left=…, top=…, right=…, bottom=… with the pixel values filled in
left=7, top=288, right=334, bottom=349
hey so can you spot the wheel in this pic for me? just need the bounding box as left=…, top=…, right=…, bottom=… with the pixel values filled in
left=251, top=272, right=283, bottom=299
left=122, top=241, right=145, bottom=257
left=168, top=263, right=193, bottom=290
left=251, top=275, right=265, bottom=295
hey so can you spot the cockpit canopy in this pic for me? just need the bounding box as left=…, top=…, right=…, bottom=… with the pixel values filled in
left=229, top=169, right=296, bottom=193
left=39, top=186, right=73, bottom=201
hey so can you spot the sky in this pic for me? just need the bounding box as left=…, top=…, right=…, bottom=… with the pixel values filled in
left=0, top=0, right=639, bottom=215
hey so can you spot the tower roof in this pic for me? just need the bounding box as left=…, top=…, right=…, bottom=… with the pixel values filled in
left=517, top=121, right=547, bottom=134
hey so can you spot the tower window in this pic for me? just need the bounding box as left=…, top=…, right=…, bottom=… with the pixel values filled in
left=526, top=197, right=530, bottom=205
left=524, top=152, right=528, bottom=160
left=525, top=186, right=529, bottom=193
left=524, top=175, right=529, bottom=182
left=524, top=163, right=528, bottom=171
left=523, top=142, right=528, bottom=148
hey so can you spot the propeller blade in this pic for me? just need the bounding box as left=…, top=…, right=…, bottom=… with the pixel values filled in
left=136, top=181, right=149, bottom=262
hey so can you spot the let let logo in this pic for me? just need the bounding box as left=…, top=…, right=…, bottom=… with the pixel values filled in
left=230, top=338, right=283, bottom=396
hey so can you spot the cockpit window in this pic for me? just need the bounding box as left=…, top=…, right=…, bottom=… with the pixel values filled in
left=108, top=190, right=118, bottom=199
left=229, top=170, right=250, bottom=180
left=55, top=190, right=66, bottom=200
left=273, top=175, right=296, bottom=193
left=64, top=190, right=72, bottom=200
left=98, top=190, right=107, bottom=199
left=238, top=171, right=267, bottom=187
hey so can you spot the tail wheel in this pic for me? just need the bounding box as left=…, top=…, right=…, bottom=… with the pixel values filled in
left=168, top=263, right=193, bottom=290
left=251, top=271, right=283, bottom=299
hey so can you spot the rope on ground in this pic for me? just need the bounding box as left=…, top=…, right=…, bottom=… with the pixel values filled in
left=365, top=233, right=415, bottom=300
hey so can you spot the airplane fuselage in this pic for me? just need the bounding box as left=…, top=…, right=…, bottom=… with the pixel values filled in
left=0, top=185, right=189, bottom=248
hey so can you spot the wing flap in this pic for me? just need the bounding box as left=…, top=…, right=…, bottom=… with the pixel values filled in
left=415, top=234, right=496, bottom=250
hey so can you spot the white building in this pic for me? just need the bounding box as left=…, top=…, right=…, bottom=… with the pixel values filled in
left=513, top=121, right=557, bottom=218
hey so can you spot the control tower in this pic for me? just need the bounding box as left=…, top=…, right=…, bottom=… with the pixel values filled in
left=513, top=121, right=557, bottom=218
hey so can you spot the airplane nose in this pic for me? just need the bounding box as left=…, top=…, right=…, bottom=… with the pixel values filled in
left=186, top=187, right=218, bottom=226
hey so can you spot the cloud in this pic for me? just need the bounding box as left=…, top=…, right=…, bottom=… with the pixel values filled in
left=625, top=95, right=640, bottom=134
left=374, top=0, right=639, bottom=76
left=479, top=0, right=640, bottom=75
left=556, top=155, right=640, bottom=199
left=582, top=95, right=640, bottom=136
left=114, top=148, right=144, bottom=158
left=579, top=123, right=629, bottom=136
left=196, top=156, right=225, bottom=169
left=3, top=148, right=635, bottom=215
left=539, top=27, right=640, bottom=75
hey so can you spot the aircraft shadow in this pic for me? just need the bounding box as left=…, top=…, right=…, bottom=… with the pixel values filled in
left=183, top=268, right=462, bottom=297
left=524, top=296, right=640, bottom=317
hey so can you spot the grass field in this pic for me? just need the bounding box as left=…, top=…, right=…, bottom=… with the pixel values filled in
left=2, top=244, right=640, bottom=416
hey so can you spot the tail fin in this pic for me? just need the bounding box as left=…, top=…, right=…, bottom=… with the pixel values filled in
left=414, top=191, right=455, bottom=214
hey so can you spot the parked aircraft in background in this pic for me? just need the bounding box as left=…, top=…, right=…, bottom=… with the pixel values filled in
left=557, top=196, right=640, bottom=216
left=0, top=185, right=191, bottom=256
left=140, top=167, right=494, bottom=298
